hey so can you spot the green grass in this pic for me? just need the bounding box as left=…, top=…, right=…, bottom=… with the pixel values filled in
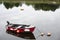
left=0, top=0, right=60, bottom=4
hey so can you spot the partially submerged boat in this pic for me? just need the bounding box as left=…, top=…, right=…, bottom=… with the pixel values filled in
left=6, top=21, right=35, bottom=34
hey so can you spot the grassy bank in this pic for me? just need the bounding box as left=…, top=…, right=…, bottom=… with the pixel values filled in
left=0, top=0, right=60, bottom=4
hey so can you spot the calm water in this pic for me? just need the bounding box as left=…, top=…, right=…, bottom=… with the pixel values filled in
left=0, top=3, right=60, bottom=40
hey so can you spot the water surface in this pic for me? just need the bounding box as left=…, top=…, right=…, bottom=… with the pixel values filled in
left=0, top=3, right=60, bottom=40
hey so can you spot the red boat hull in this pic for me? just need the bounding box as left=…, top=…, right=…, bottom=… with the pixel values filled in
left=6, top=27, right=35, bottom=33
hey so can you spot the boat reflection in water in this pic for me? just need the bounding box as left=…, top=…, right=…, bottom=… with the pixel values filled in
left=6, top=32, right=36, bottom=40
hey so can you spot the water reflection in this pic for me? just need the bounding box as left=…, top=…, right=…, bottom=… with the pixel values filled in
left=33, top=4, right=59, bottom=11
left=0, top=2, right=2, bottom=4
left=0, top=2, right=59, bottom=11
left=3, top=2, right=22, bottom=9
left=6, top=31, right=35, bottom=40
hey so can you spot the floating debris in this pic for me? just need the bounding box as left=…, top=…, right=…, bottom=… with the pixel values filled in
left=40, top=33, right=45, bottom=36
left=47, top=32, right=51, bottom=36
left=20, top=8, right=24, bottom=11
